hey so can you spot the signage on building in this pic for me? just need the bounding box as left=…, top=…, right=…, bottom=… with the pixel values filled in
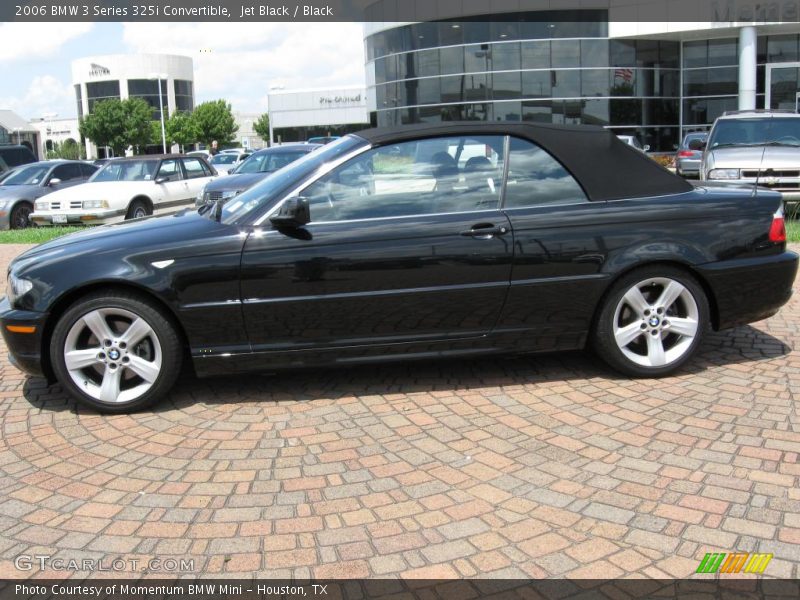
left=319, top=93, right=363, bottom=106
left=89, top=63, right=111, bottom=77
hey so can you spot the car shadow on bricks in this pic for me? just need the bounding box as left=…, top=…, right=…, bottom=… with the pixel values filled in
left=18, top=324, right=791, bottom=414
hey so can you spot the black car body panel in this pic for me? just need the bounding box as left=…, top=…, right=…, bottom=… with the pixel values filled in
left=1, top=123, right=796, bottom=385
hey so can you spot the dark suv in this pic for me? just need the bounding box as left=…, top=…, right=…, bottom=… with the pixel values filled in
left=0, top=145, right=38, bottom=175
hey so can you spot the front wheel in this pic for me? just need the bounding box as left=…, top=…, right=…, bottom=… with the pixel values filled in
left=126, top=200, right=149, bottom=220
left=593, top=267, right=709, bottom=377
left=50, top=292, right=182, bottom=412
left=9, top=202, right=33, bottom=229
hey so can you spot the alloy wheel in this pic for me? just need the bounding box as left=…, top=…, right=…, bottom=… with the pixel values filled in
left=63, top=308, right=162, bottom=404
left=612, top=277, right=699, bottom=368
left=11, top=204, right=32, bottom=229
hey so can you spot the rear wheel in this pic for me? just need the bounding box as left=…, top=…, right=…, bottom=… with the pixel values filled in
left=9, top=202, right=33, bottom=229
left=50, top=292, right=182, bottom=413
left=126, top=199, right=149, bottom=220
left=593, top=267, right=709, bottom=377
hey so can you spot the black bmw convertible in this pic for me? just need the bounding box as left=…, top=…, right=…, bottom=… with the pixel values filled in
left=2, top=122, right=797, bottom=412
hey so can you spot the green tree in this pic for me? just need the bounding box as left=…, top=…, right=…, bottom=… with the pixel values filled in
left=79, top=98, right=154, bottom=156
left=192, top=100, right=238, bottom=147
left=45, top=139, right=84, bottom=160
left=165, top=110, right=200, bottom=152
left=253, top=112, right=270, bottom=141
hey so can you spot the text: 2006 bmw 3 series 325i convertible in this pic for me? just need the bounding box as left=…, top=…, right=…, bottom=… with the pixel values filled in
left=1, top=123, right=797, bottom=412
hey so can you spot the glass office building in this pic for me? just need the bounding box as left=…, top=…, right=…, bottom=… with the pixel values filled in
left=71, top=54, right=194, bottom=158
left=364, top=15, right=800, bottom=151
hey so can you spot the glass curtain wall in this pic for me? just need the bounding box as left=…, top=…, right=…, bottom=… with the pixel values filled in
left=366, top=15, right=681, bottom=150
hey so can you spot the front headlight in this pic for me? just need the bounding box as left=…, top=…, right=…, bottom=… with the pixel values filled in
left=221, top=190, right=240, bottom=200
left=708, top=168, right=740, bottom=180
left=6, top=274, right=33, bottom=305
left=82, top=200, right=109, bottom=209
left=0, top=200, right=8, bottom=210
left=196, top=188, right=206, bottom=202
left=34, top=200, right=49, bottom=211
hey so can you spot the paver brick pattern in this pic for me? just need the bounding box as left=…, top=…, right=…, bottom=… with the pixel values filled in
left=0, top=242, right=798, bottom=579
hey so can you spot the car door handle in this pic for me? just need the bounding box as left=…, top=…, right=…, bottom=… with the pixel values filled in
left=460, top=223, right=509, bottom=238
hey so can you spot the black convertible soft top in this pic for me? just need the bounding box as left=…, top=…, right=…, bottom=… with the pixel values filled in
left=353, top=122, right=692, bottom=202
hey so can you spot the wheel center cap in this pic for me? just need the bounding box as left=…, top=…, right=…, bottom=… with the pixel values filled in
left=649, top=316, right=660, bottom=327
left=108, top=349, right=121, bottom=361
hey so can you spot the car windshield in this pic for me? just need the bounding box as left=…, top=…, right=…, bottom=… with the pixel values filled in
left=708, top=118, right=800, bottom=148
left=220, top=136, right=365, bottom=224
left=91, top=159, right=160, bottom=182
left=211, top=154, right=237, bottom=165
left=2, top=164, right=50, bottom=185
left=236, top=150, right=309, bottom=174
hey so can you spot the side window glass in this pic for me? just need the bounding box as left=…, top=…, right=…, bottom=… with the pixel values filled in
left=157, top=159, right=181, bottom=182
left=504, top=137, right=587, bottom=208
left=300, top=135, right=505, bottom=222
left=52, top=165, right=74, bottom=181
left=182, top=158, right=208, bottom=179
left=81, top=164, right=98, bottom=178
left=64, top=164, right=83, bottom=180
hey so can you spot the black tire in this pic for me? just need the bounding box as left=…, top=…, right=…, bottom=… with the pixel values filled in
left=126, top=199, right=149, bottom=220
left=593, top=266, right=709, bottom=377
left=50, top=291, right=182, bottom=413
left=9, top=202, right=33, bottom=229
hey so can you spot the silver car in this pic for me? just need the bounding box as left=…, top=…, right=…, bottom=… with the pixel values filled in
left=0, top=161, right=97, bottom=229
left=676, top=132, right=707, bottom=177
left=700, top=110, right=800, bottom=200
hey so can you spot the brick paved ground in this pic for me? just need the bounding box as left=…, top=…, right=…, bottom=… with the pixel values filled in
left=0, top=242, right=798, bottom=579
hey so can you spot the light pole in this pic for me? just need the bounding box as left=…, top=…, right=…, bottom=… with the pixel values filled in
left=149, top=73, right=168, bottom=153
left=13, top=127, right=21, bottom=144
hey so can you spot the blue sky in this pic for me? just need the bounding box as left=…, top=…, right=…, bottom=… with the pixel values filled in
left=0, top=22, right=365, bottom=120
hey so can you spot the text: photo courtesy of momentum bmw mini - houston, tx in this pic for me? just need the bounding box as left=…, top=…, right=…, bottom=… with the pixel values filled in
left=1, top=122, right=797, bottom=412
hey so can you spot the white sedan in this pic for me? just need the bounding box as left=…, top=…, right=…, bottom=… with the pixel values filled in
left=31, top=155, right=216, bottom=226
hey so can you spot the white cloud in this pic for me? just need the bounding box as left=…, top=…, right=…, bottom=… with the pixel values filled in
left=122, top=23, right=365, bottom=112
left=0, top=75, right=74, bottom=119
left=0, top=23, right=93, bottom=64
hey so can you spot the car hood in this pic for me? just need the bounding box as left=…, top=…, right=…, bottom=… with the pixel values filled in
left=0, top=184, right=38, bottom=199
left=707, top=145, right=800, bottom=169
left=41, top=180, right=153, bottom=201
left=205, top=172, right=270, bottom=192
left=11, top=210, right=225, bottom=274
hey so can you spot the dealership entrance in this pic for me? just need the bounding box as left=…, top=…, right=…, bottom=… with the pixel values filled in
left=766, top=62, right=800, bottom=112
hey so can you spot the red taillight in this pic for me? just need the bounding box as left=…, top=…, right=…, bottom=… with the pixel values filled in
left=677, top=150, right=694, bottom=157
left=769, top=210, right=786, bottom=243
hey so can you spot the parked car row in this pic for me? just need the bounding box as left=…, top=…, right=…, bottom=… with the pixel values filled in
left=30, top=155, right=217, bottom=227
left=0, top=161, right=99, bottom=229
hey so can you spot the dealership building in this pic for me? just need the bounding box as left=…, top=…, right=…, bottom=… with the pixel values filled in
left=267, top=87, right=370, bottom=144
left=364, top=15, right=800, bottom=150
left=71, top=54, right=194, bottom=157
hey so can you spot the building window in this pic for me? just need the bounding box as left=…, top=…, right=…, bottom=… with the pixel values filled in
left=86, top=80, right=120, bottom=113
left=174, top=80, right=194, bottom=112
left=127, top=79, right=168, bottom=121
left=75, top=84, right=83, bottom=119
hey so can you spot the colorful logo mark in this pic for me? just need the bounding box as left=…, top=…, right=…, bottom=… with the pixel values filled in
left=696, top=552, right=773, bottom=574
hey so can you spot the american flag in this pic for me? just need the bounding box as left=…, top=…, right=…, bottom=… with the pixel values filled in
left=614, top=68, right=633, bottom=83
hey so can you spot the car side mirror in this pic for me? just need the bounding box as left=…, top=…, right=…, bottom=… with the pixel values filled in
left=270, top=196, right=310, bottom=228
left=48, top=178, right=61, bottom=186
left=688, top=139, right=706, bottom=151
left=643, top=144, right=651, bottom=152
left=154, top=176, right=168, bottom=184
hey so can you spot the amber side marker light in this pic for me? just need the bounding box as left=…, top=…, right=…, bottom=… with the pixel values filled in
left=6, top=325, right=36, bottom=334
